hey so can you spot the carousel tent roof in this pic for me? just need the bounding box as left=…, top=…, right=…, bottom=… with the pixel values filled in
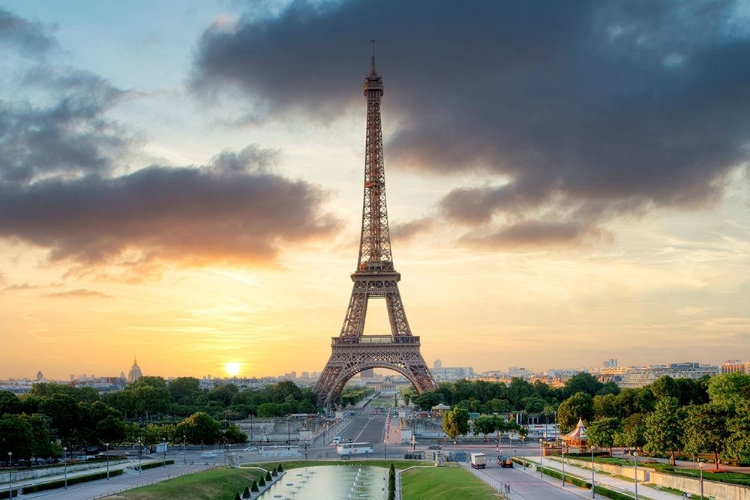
left=562, top=418, right=587, bottom=441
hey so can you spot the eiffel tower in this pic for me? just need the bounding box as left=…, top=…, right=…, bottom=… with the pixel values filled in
left=314, top=43, right=437, bottom=410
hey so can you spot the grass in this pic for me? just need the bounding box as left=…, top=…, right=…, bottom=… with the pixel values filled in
left=105, top=468, right=263, bottom=500
left=401, top=464, right=504, bottom=499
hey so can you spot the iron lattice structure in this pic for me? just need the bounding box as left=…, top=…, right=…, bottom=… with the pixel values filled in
left=314, top=45, right=437, bottom=409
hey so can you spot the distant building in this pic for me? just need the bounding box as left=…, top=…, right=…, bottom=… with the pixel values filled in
left=127, top=357, right=143, bottom=384
left=618, top=362, right=719, bottom=389
left=721, top=360, right=749, bottom=374
left=434, top=359, right=442, bottom=370
left=36, top=371, right=44, bottom=381
left=360, top=368, right=375, bottom=379
left=602, top=359, right=618, bottom=369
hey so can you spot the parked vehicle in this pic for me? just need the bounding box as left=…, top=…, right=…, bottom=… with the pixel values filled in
left=470, top=452, right=487, bottom=469
left=498, top=456, right=513, bottom=468
left=200, top=451, right=218, bottom=459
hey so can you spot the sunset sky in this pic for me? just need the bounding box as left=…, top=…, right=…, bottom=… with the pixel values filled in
left=1, top=1, right=748, bottom=381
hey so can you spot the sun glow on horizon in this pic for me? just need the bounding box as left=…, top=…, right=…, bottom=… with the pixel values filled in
left=224, top=362, right=241, bottom=377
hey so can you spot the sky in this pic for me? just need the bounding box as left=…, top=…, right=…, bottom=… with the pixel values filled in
left=0, top=0, right=749, bottom=381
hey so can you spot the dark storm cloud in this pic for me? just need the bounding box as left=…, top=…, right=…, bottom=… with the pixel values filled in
left=0, top=145, right=340, bottom=267
left=193, top=0, right=750, bottom=248
left=0, top=8, right=56, bottom=56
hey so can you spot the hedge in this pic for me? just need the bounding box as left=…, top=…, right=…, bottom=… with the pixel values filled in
left=21, top=469, right=124, bottom=494
left=140, top=459, right=174, bottom=471
left=0, top=488, right=17, bottom=499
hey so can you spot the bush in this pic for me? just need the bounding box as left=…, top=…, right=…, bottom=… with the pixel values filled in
left=243, top=485, right=251, bottom=498
left=234, top=493, right=241, bottom=500
left=21, top=469, right=124, bottom=494
left=141, top=459, right=174, bottom=471
left=251, top=480, right=259, bottom=492
left=266, top=470, right=273, bottom=480
left=258, top=475, right=266, bottom=487
left=277, top=463, right=284, bottom=472
left=538, top=466, right=591, bottom=489
left=271, top=468, right=276, bottom=477
left=593, top=484, right=634, bottom=500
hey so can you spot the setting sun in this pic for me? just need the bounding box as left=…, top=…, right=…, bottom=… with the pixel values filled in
left=224, top=362, right=241, bottom=377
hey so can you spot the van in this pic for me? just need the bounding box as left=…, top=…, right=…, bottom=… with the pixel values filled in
left=332, top=436, right=341, bottom=445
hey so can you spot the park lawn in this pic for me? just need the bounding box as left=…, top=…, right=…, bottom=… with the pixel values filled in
left=401, top=464, right=504, bottom=499
left=105, top=467, right=263, bottom=500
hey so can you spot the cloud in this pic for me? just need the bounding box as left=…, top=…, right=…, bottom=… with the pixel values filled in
left=0, top=8, right=56, bottom=56
left=391, top=217, right=434, bottom=242
left=43, top=289, right=112, bottom=299
left=192, top=0, right=750, bottom=247
left=0, top=145, right=340, bottom=268
left=4, top=283, right=40, bottom=291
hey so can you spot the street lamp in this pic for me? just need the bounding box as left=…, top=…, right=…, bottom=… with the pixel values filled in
left=183, top=435, right=186, bottom=465
left=562, top=443, right=566, bottom=486
left=7, top=451, right=11, bottom=499
left=63, top=446, right=68, bottom=489
left=521, top=436, right=526, bottom=470
left=496, top=430, right=500, bottom=453
left=137, top=438, right=142, bottom=473
left=539, top=438, right=543, bottom=478
left=591, top=445, right=596, bottom=498
left=287, top=416, right=291, bottom=451
left=633, top=451, right=638, bottom=500
left=105, top=443, right=110, bottom=480
left=699, top=461, right=704, bottom=500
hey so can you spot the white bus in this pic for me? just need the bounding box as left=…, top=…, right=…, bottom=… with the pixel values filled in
left=336, top=442, right=374, bottom=456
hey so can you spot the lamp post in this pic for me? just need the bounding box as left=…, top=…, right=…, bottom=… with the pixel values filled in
left=699, top=462, right=704, bottom=500
left=7, top=451, right=11, bottom=499
left=287, top=416, right=291, bottom=451
left=496, top=430, right=500, bottom=453
left=105, top=443, right=110, bottom=480
left=562, top=443, right=566, bottom=486
left=591, top=446, right=596, bottom=498
left=137, top=438, right=142, bottom=473
left=182, top=435, right=186, bottom=465
left=633, top=451, right=638, bottom=500
left=63, top=447, right=68, bottom=489
left=522, top=436, right=526, bottom=470
left=539, top=438, right=543, bottom=478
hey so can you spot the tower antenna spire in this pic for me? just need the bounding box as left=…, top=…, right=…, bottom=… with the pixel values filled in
left=371, top=39, right=376, bottom=74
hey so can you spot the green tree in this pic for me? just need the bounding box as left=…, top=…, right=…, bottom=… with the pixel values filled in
left=683, top=403, right=732, bottom=470
left=443, top=407, right=470, bottom=442
left=96, top=415, right=127, bottom=445
left=256, top=403, right=284, bottom=417
left=0, top=391, right=21, bottom=415
left=168, top=377, right=201, bottom=406
left=614, top=413, right=647, bottom=450
left=472, top=415, right=496, bottom=438
left=593, top=393, right=619, bottom=419
left=223, top=424, right=248, bottom=444
left=20, top=413, right=54, bottom=460
left=726, top=400, right=750, bottom=465
left=644, top=397, right=684, bottom=465
left=707, top=372, right=750, bottom=408
left=175, top=412, right=221, bottom=446
left=562, top=373, right=603, bottom=399
left=649, top=376, right=681, bottom=400
left=507, top=378, right=534, bottom=409
left=556, top=393, right=594, bottom=433
left=0, top=414, right=35, bottom=460
left=586, top=417, right=620, bottom=454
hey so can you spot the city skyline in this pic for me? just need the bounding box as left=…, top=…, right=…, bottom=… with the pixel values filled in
left=1, top=1, right=749, bottom=380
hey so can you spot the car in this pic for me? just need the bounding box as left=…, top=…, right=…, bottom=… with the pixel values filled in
left=242, top=446, right=257, bottom=451
left=332, top=436, right=341, bottom=445
left=427, top=445, right=442, bottom=450
left=200, top=451, right=218, bottom=459
left=498, top=456, right=513, bottom=468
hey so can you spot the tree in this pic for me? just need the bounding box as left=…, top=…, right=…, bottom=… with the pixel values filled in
left=96, top=415, right=127, bottom=445
left=0, top=414, right=35, bottom=460
left=21, top=414, right=54, bottom=461
left=443, top=407, right=470, bottom=442
left=644, top=397, right=684, bottom=465
left=0, top=391, right=21, bottom=415
left=586, top=417, right=620, bottom=454
left=168, top=377, right=201, bottom=406
left=683, top=403, right=732, bottom=470
left=256, top=403, right=284, bottom=418
left=562, top=373, right=603, bottom=399
left=593, top=394, right=619, bottom=420
left=556, top=393, right=594, bottom=433
left=472, top=415, right=496, bottom=438
left=649, top=376, right=681, bottom=400
left=175, top=412, right=221, bottom=446
left=614, top=413, right=647, bottom=451
left=726, top=400, right=750, bottom=465
left=707, top=372, right=750, bottom=408
left=224, top=424, right=248, bottom=444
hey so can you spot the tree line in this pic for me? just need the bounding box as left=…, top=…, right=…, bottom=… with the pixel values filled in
left=411, top=371, right=750, bottom=470
left=0, top=376, right=321, bottom=463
